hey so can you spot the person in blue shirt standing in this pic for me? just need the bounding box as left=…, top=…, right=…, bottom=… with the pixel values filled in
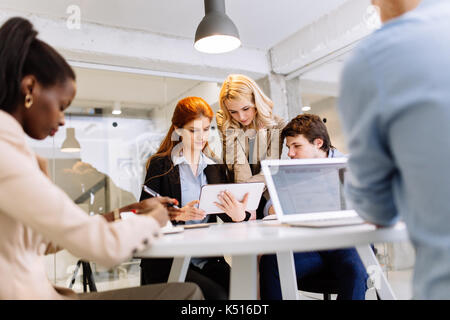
left=338, top=0, right=450, bottom=299
left=259, top=114, right=368, bottom=300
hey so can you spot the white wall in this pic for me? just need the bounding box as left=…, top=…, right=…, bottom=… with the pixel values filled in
left=308, top=97, right=348, bottom=154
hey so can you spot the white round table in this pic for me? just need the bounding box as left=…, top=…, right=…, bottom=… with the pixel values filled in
left=137, top=220, right=409, bottom=300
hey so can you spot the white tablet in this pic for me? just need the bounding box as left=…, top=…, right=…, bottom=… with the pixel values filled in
left=199, top=182, right=266, bottom=214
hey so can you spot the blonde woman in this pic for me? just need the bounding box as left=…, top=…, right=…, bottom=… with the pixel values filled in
left=217, top=74, right=285, bottom=185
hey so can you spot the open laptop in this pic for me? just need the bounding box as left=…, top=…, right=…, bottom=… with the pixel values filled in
left=261, top=158, right=365, bottom=227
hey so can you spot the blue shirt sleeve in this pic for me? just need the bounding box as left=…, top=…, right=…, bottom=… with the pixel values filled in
left=338, top=49, right=399, bottom=227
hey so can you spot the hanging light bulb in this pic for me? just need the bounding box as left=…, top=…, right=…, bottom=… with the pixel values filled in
left=61, top=127, right=81, bottom=153
left=194, top=0, right=241, bottom=54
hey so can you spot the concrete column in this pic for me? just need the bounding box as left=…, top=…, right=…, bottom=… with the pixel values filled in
left=256, top=74, right=304, bottom=122
left=285, top=77, right=304, bottom=121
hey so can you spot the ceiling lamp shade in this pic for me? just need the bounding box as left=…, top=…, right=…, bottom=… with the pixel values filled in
left=61, top=127, right=81, bottom=153
left=194, top=0, right=241, bottom=54
left=112, top=101, right=122, bottom=115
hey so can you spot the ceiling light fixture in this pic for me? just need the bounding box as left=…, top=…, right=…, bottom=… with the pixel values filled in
left=194, top=0, right=241, bottom=54
left=302, top=106, right=311, bottom=112
left=61, top=127, right=81, bottom=153
left=112, top=101, right=122, bottom=115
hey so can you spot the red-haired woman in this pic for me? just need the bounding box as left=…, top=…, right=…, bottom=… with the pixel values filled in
left=140, top=97, right=252, bottom=300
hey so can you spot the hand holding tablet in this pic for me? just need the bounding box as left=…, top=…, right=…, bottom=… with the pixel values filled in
left=214, top=190, right=249, bottom=221
left=199, top=182, right=265, bottom=214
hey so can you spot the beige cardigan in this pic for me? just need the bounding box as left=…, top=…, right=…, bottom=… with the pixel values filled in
left=216, top=109, right=285, bottom=184
left=0, top=110, right=161, bottom=299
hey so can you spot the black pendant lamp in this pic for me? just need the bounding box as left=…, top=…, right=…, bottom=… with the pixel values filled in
left=194, top=0, right=241, bottom=54
left=61, top=127, right=81, bottom=153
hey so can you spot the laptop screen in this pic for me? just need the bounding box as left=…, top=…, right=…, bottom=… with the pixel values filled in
left=268, top=163, right=351, bottom=215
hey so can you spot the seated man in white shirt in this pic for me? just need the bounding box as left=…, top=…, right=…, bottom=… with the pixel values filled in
left=259, top=114, right=368, bottom=300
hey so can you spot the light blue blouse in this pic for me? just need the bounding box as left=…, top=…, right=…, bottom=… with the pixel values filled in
left=172, top=150, right=216, bottom=269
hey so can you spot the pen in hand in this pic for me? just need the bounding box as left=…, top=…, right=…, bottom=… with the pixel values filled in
left=142, top=185, right=180, bottom=209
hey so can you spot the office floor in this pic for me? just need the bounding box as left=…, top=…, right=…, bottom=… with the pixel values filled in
left=63, top=263, right=414, bottom=300
left=299, top=269, right=413, bottom=300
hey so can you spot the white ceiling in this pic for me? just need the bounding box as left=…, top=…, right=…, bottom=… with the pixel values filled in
left=0, top=0, right=349, bottom=50
left=0, top=0, right=354, bottom=110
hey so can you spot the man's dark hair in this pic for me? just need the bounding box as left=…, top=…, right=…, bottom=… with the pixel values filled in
left=281, top=113, right=334, bottom=154
left=0, top=17, right=76, bottom=113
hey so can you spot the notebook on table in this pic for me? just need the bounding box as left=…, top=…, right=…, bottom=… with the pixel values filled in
left=121, top=212, right=184, bottom=234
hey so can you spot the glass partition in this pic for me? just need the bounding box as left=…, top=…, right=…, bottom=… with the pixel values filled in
left=33, top=67, right=221, bottom=291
